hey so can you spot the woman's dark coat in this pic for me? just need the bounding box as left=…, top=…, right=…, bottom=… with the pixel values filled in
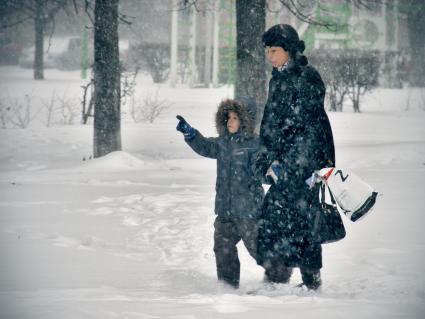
left=186, top=104, right=264, bottom=220
left=255, top=57, right=335, bottom=269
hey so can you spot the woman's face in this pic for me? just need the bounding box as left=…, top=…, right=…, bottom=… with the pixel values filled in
left=227, top=111, right=240, bottom=134
left=266, top=46, right=289, bottom=68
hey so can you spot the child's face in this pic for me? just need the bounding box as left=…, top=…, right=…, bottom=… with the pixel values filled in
left=227, top=111, right=240, bottom=134
left=266, top=46, right=289, bottom=68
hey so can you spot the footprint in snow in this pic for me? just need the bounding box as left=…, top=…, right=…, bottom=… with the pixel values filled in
left=91, top=196, right=115, bottom=204
left=90, top=207, right=114, bottom=216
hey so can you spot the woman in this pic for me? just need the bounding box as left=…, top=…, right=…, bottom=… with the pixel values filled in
left=255, top=24, right=335, bottom=290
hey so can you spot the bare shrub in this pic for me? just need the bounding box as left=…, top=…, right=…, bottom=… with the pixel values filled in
left=6, top=95, right=39, bottom=128
left=41, top=92, right=79, bottom=126
left=56, top=93, right=79, bottom=125
left=130, top=89, right=170, bottom=123
left=310, top=49, right=350, bottom=112
left=344, top=50, right=381, bottom=113
left=420, top=88, right=425, bottom=111
left=41, top=92, right=58, bottom=127
left=406, top=87, right=425, bottom=112
left=81, top=80, right=94, bottom=125
left=121, top=66, right=139, bottom=104
left=0, top=98, right=9, bottom=129
left=311, top=49, right=380, bottom=112
left=128, top=96, right=142, bottom=122
left=404, top=88, right=412, bottom=112
left=120, top=67, right=139, bottom=121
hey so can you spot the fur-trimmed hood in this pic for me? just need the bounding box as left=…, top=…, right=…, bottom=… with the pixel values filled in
left=215, top=99, right=256, bottom=136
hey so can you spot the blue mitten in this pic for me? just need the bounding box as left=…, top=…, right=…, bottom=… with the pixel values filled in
left=176, top=115, right=196, bottom=140
left=271, top=162, right=283, bottom=177
left=266, top=161, right=283, bottom=184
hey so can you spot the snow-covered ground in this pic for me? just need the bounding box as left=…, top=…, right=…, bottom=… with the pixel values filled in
left=0, top=66, right=424, bottom=319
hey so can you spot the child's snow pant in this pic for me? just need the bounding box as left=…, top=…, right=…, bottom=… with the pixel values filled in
left=213, top=216, right=258, bottom=288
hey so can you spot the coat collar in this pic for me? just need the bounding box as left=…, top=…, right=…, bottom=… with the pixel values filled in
left=271, top=55, right=307, bottom=79
left=224, top=130, right=252, bottom=143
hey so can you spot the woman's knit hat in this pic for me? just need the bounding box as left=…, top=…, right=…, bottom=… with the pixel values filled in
left=262, top=24, right=305, bottom=55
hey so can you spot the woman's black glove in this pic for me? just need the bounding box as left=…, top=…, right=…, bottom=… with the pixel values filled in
left=176, top=115, right=197, bottom=140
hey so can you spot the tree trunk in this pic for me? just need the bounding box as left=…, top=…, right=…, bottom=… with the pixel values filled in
left=328, top=87, right=337, bottom=112
left=337, top=91, right=345, bottom=112
left=93, top=0, right=122, bottom=158
left=212, top=0, right=220, bottom=87
left=204, top=8, right=213, bottom=87
left=34, top=0, right=45, bottom=80
left=353, top=88, right=360, bottom=113
left=169, top=0, right=178, bottom=87
left=406, top=0, right=425, bottom=87
left=235, top=0, right=266, bottom=126
left=189, top=7, right=197, bottom=87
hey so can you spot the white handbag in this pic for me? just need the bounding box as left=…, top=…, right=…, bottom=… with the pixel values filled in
left=315, top=167, right=378, bottom=222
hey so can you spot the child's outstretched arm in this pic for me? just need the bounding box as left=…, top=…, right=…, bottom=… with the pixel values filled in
left=176, top=115, right=218, bottom=159
left=176, top=115, right=197, bottom=140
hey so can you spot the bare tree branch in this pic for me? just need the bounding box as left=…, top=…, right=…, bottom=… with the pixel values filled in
left=278, top=0, right=334, bottom=28
left=84, top=0, right=95, bottom=25
left=0, top=16, right=32, bottom=29
left=118, top=12, right=134, bottom=25
left=175, top=0, right=203, bottom=12
left=72, top=0, right=79, bottom=14
left=45, top=14, right=56, bottom=53
left=347, top=0, right=385, bottom=10
left=273, top=0, right=386, bottom=31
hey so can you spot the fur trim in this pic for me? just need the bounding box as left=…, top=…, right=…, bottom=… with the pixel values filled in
left=215, top=99, right=255, bottom=136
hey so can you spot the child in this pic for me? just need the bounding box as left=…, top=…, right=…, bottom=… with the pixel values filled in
left=176, top=99, right=264, bottom=288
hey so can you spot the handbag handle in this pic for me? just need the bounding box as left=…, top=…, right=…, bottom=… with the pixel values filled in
left=320, top=182, right=337, bottom=206
left=320, top=182, right=350, bottom=214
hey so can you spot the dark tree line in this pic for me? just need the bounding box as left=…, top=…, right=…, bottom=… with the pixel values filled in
left=0, top=0, right=122, bottom=157
left=0, top=0, right=69, bottom=79
left=1, top=0, right=424, bottom=158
